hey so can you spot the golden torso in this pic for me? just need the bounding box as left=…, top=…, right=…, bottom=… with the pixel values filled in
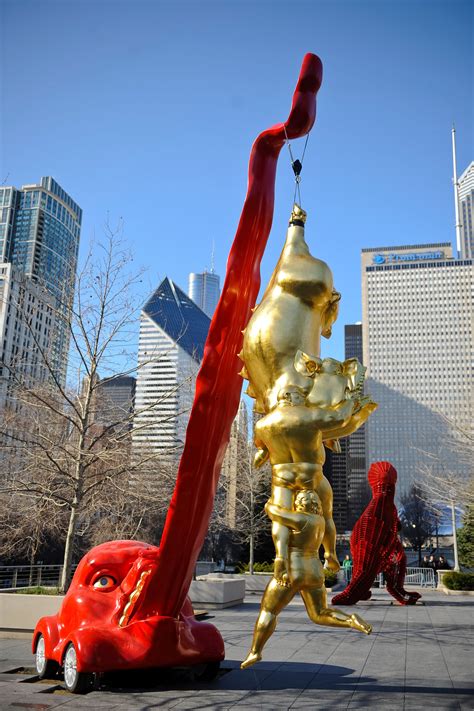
left=242, top=222, right=337, bottom=413
left=255, top=404, right=326, bottom=466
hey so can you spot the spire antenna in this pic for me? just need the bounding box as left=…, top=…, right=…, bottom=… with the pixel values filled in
left=451, top=124, right=462, bottom=257
left=210, top=240, right=215, bottom=273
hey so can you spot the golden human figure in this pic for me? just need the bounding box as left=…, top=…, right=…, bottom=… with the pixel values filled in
left=254, top=381, right=373, bottom=584
left=240, top=205, right=376, bottom=664
left=241, top=491, right=372, bottom=669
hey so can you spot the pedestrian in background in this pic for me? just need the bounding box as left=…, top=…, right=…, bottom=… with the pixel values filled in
left=437, top=555, right=451, bottom=570
left=342, top=554, right=352, bottom=583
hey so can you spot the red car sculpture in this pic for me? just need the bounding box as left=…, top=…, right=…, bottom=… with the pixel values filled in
left=33, top=541, right=224, bottom=692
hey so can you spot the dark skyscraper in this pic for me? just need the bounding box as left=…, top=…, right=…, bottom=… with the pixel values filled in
left=97, top=376, right=136, bottom=430
left=344, top=323, right=370, bottom=527
left=323, top=323, right=370, bottom=531
left=323, top=441, right=349, bottom=533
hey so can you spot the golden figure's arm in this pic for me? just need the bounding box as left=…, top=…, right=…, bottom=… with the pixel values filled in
left=254, top=432, right=270, bottom=468
left=310, top=398, right=356, bottom=431
left=254, top=447, right=270, bottom=468
left=322, top=397, right=377, bottom=440
left=265, top=502, right=306, bottom=531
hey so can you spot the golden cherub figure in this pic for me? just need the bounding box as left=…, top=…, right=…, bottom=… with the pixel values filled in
left=241, top=491, right=372, bottom=669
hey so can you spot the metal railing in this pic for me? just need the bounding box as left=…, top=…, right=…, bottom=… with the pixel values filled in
left=342, top=566, right=437, bottom=589
left=375, top=567, right=436, bottom=588
left=0, top=563, right=438, bottom=592
left=0, top=564, right=65, bottom=590
left=0, top=561, right=216, bottom=591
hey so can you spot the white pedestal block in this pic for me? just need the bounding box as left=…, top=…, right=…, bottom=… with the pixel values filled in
left=190, top=577, right=245, bottom=608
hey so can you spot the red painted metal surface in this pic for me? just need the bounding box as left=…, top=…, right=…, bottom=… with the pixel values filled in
left=147, top=53, right=323, bottom=618
left=33, top=541, right=224, bottom=672
left=332, top=461, right=421, bottom=606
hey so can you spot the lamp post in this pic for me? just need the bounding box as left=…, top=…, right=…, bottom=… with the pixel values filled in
left=450, top=498, right=460, bottom=571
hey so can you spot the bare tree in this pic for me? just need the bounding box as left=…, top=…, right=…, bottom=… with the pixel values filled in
left=399, top=484, right=435, bottom=566
left=231, top=442, right=270, bottom=574
left=0, top=229, right=189, bottom=590
left=415, top=417, right=474, bottom=571
left=215, top=408, right=270, bottom=573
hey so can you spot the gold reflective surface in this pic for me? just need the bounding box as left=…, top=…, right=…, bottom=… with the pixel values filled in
left=240, top=206, right=376, bottom=668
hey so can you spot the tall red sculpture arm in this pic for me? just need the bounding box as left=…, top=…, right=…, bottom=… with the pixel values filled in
left=146, top=54, right=323, bottom=618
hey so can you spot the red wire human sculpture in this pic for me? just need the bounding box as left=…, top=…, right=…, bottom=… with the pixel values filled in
left=332, top=461, right=421, bottom=606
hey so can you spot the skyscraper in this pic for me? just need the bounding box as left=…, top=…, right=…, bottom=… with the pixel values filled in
left=132, top=277, right=210, bottom=459
left=0, top=177, right=82, bottom=385
left=344, top=323, right=370, bottom=526
left=323, top=442, right=349, bottom=533
left=221, top=400, right=249, bottom=528
left=96, top=376, right=136, bottom=431
left=361, top=242, right=473, bottom=495
left=458, top=161, right=473, bottom=259
left=322, top=323, right=369, bottom=531
left=0, top=263, right=56, bottom=403
left=188, top=270, right=220, bottom=318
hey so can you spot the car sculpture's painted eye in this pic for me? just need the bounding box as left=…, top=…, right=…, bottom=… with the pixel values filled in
left=92, top=575, right=117, bottom=591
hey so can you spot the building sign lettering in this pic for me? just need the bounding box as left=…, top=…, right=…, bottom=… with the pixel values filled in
left=372, top=251, right=444, bottom=265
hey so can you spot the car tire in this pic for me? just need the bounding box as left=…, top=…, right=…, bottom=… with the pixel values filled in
left=35, top=634, right=59, bottom=679
left=63, top=643, right=93, bottom=694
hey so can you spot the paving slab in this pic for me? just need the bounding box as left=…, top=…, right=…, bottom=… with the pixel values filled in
left=0, top=589, right=472, bottom=709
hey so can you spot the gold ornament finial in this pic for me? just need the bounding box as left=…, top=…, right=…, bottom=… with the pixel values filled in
left=289, top=203, right=307, bottom=225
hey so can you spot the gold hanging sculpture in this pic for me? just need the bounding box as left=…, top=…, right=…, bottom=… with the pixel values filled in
left=240, top=205, right=377, bottom=668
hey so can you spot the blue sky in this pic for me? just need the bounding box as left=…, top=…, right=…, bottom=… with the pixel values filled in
left=1, top=0, right=472, bottom=360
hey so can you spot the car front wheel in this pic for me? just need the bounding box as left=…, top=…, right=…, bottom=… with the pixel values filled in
left=63, top=643, right=93, bottom=694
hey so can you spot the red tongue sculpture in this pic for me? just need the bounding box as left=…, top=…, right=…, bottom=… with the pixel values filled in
left=146, top=53, right=323, bottom=618
left=32, top=56, right=324, bottom=686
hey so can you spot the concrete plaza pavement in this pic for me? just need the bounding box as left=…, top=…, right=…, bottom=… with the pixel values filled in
left=0, top=589, right=472, bottom=710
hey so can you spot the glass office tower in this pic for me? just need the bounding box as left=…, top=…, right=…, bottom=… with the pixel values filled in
left=188, top=270, right=220, bottom=318
left=0, top=177, right=82, bottom=385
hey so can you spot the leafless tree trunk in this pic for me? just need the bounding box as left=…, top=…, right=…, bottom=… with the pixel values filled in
left=217, top=409, right=270, bottom=572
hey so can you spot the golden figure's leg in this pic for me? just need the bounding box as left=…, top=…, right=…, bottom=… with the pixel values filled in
left=270, top=484, right=293, bottom=583
left=316, top=476, right=339, bottom=571
left=241, top=578, right=296, bottom=669
left=300, top=586, right=372, bottom=634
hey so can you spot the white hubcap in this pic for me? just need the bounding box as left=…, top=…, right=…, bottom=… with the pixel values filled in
left=36, top=637, right=46, bottom=674
left=64, top=645, right=78, bottom=689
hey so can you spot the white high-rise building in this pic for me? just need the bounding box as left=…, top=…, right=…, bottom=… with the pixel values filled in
left=132, top=277, right=210, bottom=459
left=459, top=161, right=474, bottom=259
left=0, top=262, right=56, bottom=406
left=361, top=243, right=473, bottom=495
left=188, top=270, right=220, bottom=318
left=221, top=400, right=249, bottom=528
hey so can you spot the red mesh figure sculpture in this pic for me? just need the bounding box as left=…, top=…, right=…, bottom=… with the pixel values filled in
left=332, top=461, right=421, bottom=606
